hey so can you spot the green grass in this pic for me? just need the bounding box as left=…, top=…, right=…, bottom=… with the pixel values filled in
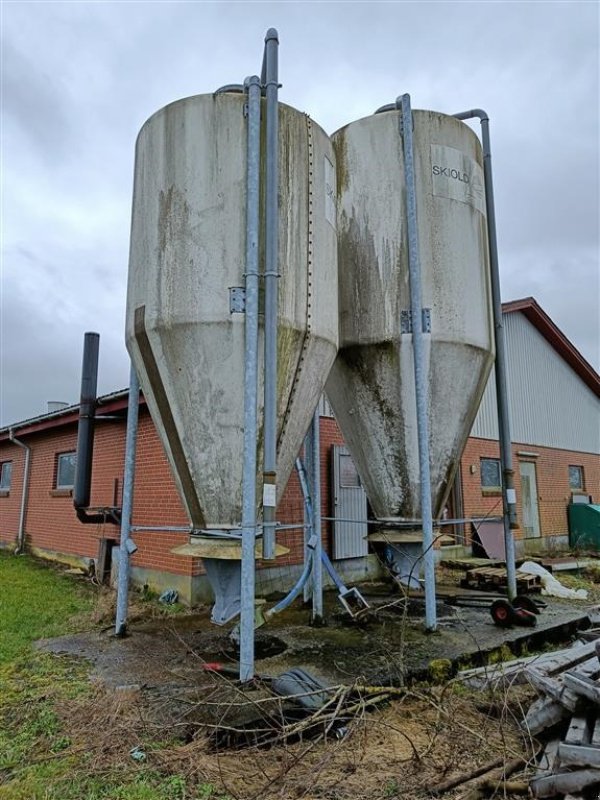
left=0, top=551, right=94, bottom=664
left=0, top=552, right=232, bottom=800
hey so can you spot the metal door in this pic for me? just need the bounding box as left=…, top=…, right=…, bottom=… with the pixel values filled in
left=331, top=445, right=368, bottom=559
left=520, top=461, right=541, bottom=538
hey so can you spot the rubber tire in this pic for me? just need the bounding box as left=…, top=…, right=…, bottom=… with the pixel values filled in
left=490, top=599, right=514, bottom=628
left=512, top=594, right=540, bottom=615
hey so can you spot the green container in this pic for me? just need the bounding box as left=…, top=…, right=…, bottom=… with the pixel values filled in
left=568, top=504, right=600, bottom=550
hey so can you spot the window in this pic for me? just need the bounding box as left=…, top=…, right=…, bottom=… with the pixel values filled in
left=56, top=452, right=77, bottom=489
left=0, top=461, right=12, bottom=491
left=569, top=465, right=584, bottom=491
left=480, top=458, right=501, bottom=490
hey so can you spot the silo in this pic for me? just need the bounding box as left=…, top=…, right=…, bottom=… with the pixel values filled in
left=126, top=93, right=338, bottom=531
left=326, top=109, right=494, bottom=528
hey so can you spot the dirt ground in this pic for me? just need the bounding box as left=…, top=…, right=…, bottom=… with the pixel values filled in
left=34, top=577, right=595, bottom=799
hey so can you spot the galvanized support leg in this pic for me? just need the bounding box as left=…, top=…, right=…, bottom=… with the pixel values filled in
left=115, top=365, right=140, bottom=636
left=239, top=75, right=262, bottom=682
left=302, top=431, right=313, bottom=603
left=310, top=410, right=323, bottom=622
left=261, top=28, right=279, bottom=561
left=453, top=108, right=518, bottom=601
left=399, top=93, right=437, bottom=632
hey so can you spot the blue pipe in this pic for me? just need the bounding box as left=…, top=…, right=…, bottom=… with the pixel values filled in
left=320, top=550, right=346, bottom=593
left=266, top=551, right=314, bottom=618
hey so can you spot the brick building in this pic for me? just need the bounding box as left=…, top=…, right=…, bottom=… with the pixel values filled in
left=1, top=298, right=598, bottom=603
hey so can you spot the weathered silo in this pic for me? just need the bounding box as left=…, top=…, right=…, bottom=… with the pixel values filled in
left=326, top=109, right=494, bottom=526
left=126, top=93, right=338, bottom=531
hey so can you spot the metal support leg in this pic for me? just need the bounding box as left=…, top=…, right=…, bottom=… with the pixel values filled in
left=399, top=93, right=437, bottom=631
left=310, top=410, right=323, bottom=621
left=239, top=75, right=262, bottom=682
left=115, top=365, right=140, bottom=636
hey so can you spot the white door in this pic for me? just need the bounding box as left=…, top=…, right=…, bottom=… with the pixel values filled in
left=331, top=446, right=369, bottom=559
left=520, top=461, right=541, bottom=538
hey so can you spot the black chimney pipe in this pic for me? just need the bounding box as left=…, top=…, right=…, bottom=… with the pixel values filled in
left=74, top=332, right=119, bottom=524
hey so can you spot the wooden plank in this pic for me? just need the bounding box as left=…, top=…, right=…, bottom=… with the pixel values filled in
left=558, top=743, right=600, bottom=768
left=592, top=717, right=600, bottom=748
left=535, top=737, right=561, bottom=775
left=526, top=669, right=579, bottom=712
left=530, top=769, right=600, bottom=798
left=564, top=714, right=592, bottom=746
left=522, top=697, right=568, bottom=736
left=564, top=672, right=600, bottom=707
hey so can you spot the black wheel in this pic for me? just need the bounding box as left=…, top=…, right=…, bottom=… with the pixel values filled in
left=490, top=599, right=513, bottom=627
left=513, top=594, right=540, bottom=615
left=513, top=608, right=537, bottom=627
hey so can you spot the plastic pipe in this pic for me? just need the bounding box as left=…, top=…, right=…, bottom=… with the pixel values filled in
left=310, top=410, right=323, bottom=621
left=261, top=28, right=279, bottom=561
left=265, top=551, right=314, bottom=618
left=239, top=75, right=262, bottom=682
left=115, top=365, right=140, bottom=636
left=399, top=94, right=437, bottom=631
left=453, top=108, right=518, bottom=601
left=320, top=549, right=346, bottom=593
left=8, top=429, right=31, bottom=554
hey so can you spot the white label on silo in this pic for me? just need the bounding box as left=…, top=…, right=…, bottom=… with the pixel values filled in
left=324, top=155, right=336, bottom=229
left=430, top=145, right=486, bottom=216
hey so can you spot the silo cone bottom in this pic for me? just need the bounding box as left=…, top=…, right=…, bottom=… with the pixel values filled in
left=170, top=539, right=289, bottom=626
left=384, top=542, right=424, bottom=591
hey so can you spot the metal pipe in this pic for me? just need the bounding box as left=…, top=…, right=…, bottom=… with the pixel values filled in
left=310, top=410, right=323, bottom=621
left=453, top=108, right=518, bottom=600
left=8, top=429, right=31, bottom=554
left=261, top=27, right=279, bottom=561
left=115, top=365, right=140, bottom=637
left=300, top=435, right=313, bottom=603
left=399, top=94, right=437, bottom=631
left=73, top=332, right=99, bottom=512
left=239, top=75, right=262, bottom=683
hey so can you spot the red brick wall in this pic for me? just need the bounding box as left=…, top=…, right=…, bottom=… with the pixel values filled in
left=0, top=442, right=25, bottom=547
left=460, top=437, right=600, bottom=542
left=2, top=409, right=598, bottom=575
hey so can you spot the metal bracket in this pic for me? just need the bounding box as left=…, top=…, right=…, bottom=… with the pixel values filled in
left=401, top=308, right=431, bottom=334
left=229, top=287, right=246, bottom=313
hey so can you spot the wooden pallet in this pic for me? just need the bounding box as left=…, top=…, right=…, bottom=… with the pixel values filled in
left=462, top=566, right=542, bottom=593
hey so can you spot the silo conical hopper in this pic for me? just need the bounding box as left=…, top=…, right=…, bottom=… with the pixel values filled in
left=326, top=109, right=494, bottom=567
left=126, top=93, right=338, bottom=535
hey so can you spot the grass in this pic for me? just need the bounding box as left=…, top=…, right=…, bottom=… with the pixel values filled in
left=0, top=551, right=229, bottom=800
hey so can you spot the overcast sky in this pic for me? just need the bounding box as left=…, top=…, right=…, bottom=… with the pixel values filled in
left=1, top=0, right=598, bottom=426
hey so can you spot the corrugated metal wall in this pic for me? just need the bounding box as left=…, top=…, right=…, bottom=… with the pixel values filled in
left=471, top=313, right=600, bottom=454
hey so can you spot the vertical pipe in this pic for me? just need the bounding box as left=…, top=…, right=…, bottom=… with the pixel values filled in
left=8, top=430, right=31, bottom=554
left=239, top=75, right=262, bottom=682
left=399, top=94, right=437, bottom=631
left=302, top=431, right=313, bottom=603
left=115, top=365, right=140, bottom=636
left=453, top=109, right=517, bottom=600
left=261, top=28, right=279, bottom=561
left=73, top=332, right=100, bottom=511
left=310, top=410, right=323, bottom=621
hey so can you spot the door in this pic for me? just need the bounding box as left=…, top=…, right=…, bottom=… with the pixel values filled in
left=331, top=446, right=369, bottom=559
left=520, top=461, right=541, bottom=538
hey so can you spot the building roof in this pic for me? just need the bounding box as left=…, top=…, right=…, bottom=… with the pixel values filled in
left=1, top=297, right=598, bottom=441
left=503, top=297, right=600, bottom=397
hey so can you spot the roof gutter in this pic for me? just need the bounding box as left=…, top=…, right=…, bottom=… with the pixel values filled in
left=8, top=428, right=31, bottom=554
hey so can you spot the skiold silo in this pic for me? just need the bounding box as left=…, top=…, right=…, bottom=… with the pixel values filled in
left=325, top=109, right=494, bottom=525
left=126, top=93, right=338, bottom=530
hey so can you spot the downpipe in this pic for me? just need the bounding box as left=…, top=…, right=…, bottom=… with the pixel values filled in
left=8, top=429, right=31, bottom=554
left=453, top=108, right=518, bottom=600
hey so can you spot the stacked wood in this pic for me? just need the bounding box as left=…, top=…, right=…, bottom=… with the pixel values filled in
left=458, top=633, right=600, bottom=799
left=461, top=566, right=542, bottom=593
